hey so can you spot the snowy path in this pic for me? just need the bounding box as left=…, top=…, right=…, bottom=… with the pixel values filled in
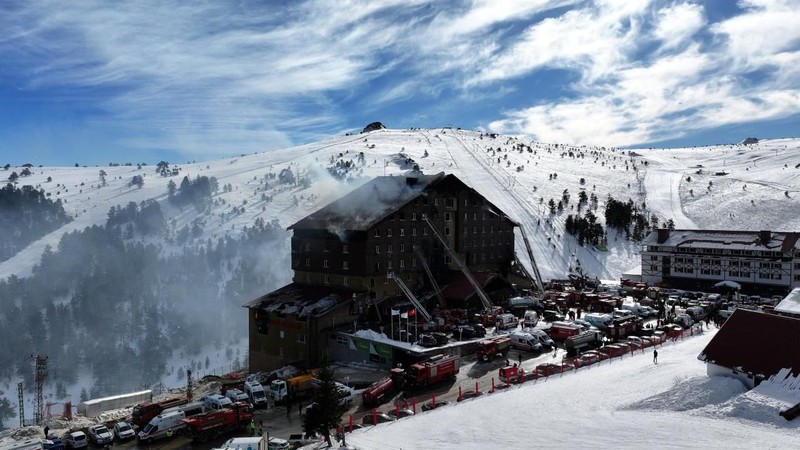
left=644, top=168, right=696, bottom=229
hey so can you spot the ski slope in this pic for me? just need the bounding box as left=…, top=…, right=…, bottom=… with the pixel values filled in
left=2, top=129, right=799, bottom=284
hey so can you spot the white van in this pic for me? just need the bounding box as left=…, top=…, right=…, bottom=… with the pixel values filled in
left=509, top=331, right=543, bottom=352
left=244, top=381, right=269, bottom=407
left=495, top=313, right=518, bottom=330
left=203, top=393, right=233, bottom=411
left=137, top=410, right=186, bottom=442
left=225, top=388, right=250, bottom=403
left=217, top=436, right=289, bottom=450
left=523, top=310, right=539, bottom=327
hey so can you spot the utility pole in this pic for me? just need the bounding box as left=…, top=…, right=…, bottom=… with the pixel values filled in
left=17, top=382, right=24, bottom=428
left=32, top=354, right=47, bottom=425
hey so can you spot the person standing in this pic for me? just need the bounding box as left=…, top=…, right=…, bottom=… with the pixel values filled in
left=517, top=353, right=522, bottom=366
left=653, top=349, right=659, bottom=364
left=43, top=426, right=49, bottom=438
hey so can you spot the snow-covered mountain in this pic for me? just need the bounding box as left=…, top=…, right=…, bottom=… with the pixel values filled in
left=2, top=128, right=798, bottom=284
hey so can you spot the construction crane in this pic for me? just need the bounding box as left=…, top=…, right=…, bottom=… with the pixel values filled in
left=414, top=246, right=447, bottom=310
left=422, top=217, right=493, bottom=310
left=387, top=272, right=432, bottom=322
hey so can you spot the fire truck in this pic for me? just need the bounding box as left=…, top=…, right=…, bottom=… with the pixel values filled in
left=131, top=397, right=188, bottom=428
left=498, top=365, right=525, bottom=384
left=475, top=336, right=511, bottom=362
left=362, top=354, right=460, bottom=405
left=404, top=354, right=460, bottom=389
left=180, top=402, right=252, bottom=442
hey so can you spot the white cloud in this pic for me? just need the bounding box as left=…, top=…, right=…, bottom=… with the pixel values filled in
left=652, top=2, right=706, bottom=51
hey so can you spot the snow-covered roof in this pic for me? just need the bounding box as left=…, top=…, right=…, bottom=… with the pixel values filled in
left=775, top=288, right=800, bottom=317
left=643, top=229, right=800, bottom=253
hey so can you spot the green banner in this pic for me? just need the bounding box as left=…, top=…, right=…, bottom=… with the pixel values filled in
left=351, top=338, right=370, bottom=353
left=373, top=343, right=392, bottom=358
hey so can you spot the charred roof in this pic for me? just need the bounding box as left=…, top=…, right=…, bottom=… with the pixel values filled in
left=244, top=282, right=360, bottom=319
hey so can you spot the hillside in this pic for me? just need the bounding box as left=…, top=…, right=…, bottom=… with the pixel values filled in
left=0, top=128, right=798, bottom=413
left=2, top=129, right=798, bottom=283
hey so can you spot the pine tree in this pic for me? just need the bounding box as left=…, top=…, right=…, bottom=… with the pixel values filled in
left=302, top=365, right=347, bottom=446
left=0, top=396, right=16, bottom=430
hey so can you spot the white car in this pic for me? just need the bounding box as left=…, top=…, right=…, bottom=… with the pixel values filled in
left=87, top=425, right=113, bottom=445
left=65, top=431, right=88, bottom=449
left=113, top=421, right=135, bottom=441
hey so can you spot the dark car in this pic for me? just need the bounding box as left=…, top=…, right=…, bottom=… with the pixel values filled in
left=361, top=412, right=395, bottom=425
left=455, top=325, right=478, bottom=340
left=421, top=400, right=449, bottom=411
left=542, top=310, right=565, bottom=322
left=471, top=323, right=487, bottom=337
left=430, top=332, right=450, bottom=345
left=416, top=334, right=438, bottom=347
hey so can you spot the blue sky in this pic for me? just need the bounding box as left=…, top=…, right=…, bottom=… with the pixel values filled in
left=0, top=0, right=798, bottom=166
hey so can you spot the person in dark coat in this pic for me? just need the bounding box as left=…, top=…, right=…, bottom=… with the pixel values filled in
left=518, top=353, right=522, bottom=366
left=44, top=426, right=49, bottom=438
left=653, top=349, right=658, bottom=364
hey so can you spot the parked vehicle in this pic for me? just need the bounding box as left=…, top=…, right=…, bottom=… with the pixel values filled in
left=287, top=433, right=322, bottom=448
left=498, top=365, right=525, bottom=384
left=65, top=432, right=87, bottom=450
left=545, top=322, right=581, bottom=340
left=386, top=408, right=415, bottom=419
left=131, top=396, right=188, bottom=428
left=421, top=400, right=449, bottom=411
left=476, top=336, right=512, bottom=361
left=495, top=313, right=518, bottom=330
left=244, top=380, right=269, bottom=408
left=571, top=319, right=593, bottom=331
left=509, top=331, right=543, bottom=352
left=113, top=421, right=135, bottom=441
left=181, top=402, right=252, bottom=442
left=685, top=306, right=706, bottom=321
left=87, top=425, right=113, bottom=446
left=430, top=332, right=450, bottom=345
left=137, top=410, right=187, bottom=442
left=542, top=310, right=565, bottom=322
left=203, top=393, right=234, bottom=411
left=523, top=310, right=539, bottom=327
left=674, top=314, right=694, bottom=328
left=362, top=374, right=399, bottom=407
left=564, top=330, right=603, bottom=356
left=361, top=412, right=395, bottom=425
left=224, top=388, right=250, bottom=403
left=267, top=371, right=317, bottom=403
left=42, top=437, right=64, bottom=450
left=219, top=436, right=290, bottom=450
left=416, top=334, right=438, bottom=347
left=455, top=325, right=480, bottom=340
left=404, top=354, right=460, bottom=389
left=606, top=316, right=642, bottom=339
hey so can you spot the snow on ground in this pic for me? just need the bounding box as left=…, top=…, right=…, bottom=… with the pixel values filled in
left=347, top=329, right=800, bottom=450
left=3, top=130, right=798, bottom=285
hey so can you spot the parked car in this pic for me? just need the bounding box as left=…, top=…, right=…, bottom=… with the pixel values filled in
left=287, top=433, right=321, bottom=447
left=421, top=400, right=449, bottom=411
left=571, top=319, right=593, bottom=331
left=87, top=425, right=113, bottom=446
left=43, top=437, right=64, bottom=450
left=361, top=412, right=395, bottom=425
left=416, top=334, right=438, bottom=347
left=386, top=408, right=415, bottom=419
left=65, top=431, right=88, bottom=449
left=430, top=332, right=450, bottom=346
left=455, top=325, right=479, bottom=340
left=542, top=310, right=565, bottom=322
left=225, top=388, right=250, bottom=403
left=113, top=421, right=136, bottom=441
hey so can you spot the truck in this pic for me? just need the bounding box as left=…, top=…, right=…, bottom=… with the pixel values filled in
left=267, top=371, right=317, bottom=403
left=475, top=336, right=512, bottom=361
left=498, top=365, right=525, bottom=384
left=181, top=402, right=252, bottom=442
left=362, top=354, right=460, bottom=405
left=244, top=380, right=269, bottom=408
left=131, top=396, right=188, bottom=427
left=564, top=330, right=604, bottom=356
left=404, top=354, right=460, bottom=389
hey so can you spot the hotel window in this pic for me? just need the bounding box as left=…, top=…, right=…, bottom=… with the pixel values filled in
left=305, top=258, right=311, bottom=267
left=412, top=213, right=417, bottom=220
left=297, top=334, right=307, bottom=343
left=445, top=212, right=451, bottom=221
left=387, top=244, right=393, bottom=253
left=305, top=243, right=311, bottom=251
left=387, top=229, right=393, bottom=237
left=323, top=243, right=329, bottom=252
left=387, top=260, right=393, bottom=270
left=374, top=229, right=381, bottom=237
left=400, top=243, right=405, bottom=252
left=445, top=254, right=452, bottom=264
left=400, top=228, right=405, bottom=237
left=324, top=275, right=331, bottom=284
left=343, top=261, right=349, bottom=270
left=445, top=227, right=451, bottom=236
left=375, top=245, right=381, bottom=254
left=434, top=199, right=439, bottom=206
left=445, top=198, right=455, bottom=208
left=342, top=244, right=349, bottom=254
left=400, top=260, right=405, bottom=268
left=343, top=277, right=349, bottom=286
left=323, top=260, right=329, bottom=268
left=412, top=228, right=417, bottom=236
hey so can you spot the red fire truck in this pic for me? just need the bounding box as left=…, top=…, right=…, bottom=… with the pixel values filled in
left=180, top=402, right=252, bottom=442
left=131, top=397, right=188, bottom=428
left=475, top=336, right=511, bottom=362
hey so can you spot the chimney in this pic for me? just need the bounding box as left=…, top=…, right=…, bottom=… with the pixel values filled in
left=759, top=230, right=771, bottom=244
left=656, top=228, right=670, bottom=244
